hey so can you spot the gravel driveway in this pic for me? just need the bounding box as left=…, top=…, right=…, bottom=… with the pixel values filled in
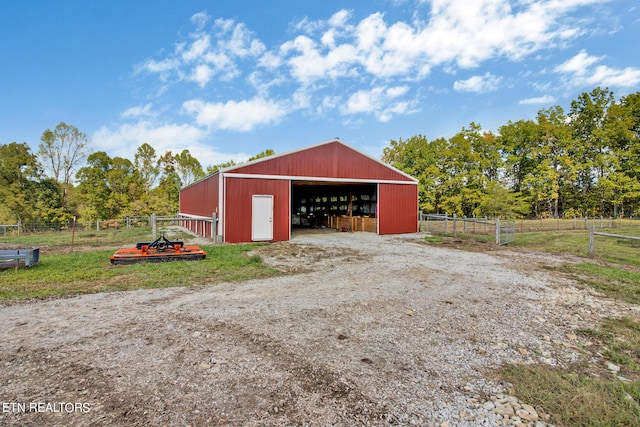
left=1, top=230, right=638, bottom=426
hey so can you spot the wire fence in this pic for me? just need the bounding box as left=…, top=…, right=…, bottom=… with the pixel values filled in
left=514, top=216, right=639, bottom=232
left=419, top=213, right=515, bottom=245
left=1, top=214, right=218, bottom=246
left=420, top=214, right=638, bottom=235
left=1, top=221, right=84, bottom=235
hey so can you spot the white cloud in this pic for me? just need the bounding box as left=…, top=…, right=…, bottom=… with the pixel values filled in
left=189, top=64, right=214, bottom=88
left=341, top=85, right=415, bottom=121
left=138, top=12, right=264, bottom=88
left=273, top=0, right=599, bottom=88
left=190, top=10, right=210, bottom=30
left=182, top=98, right=288, bottom=131
left=182, top=35, right=211, bottom=62
left=92, top=120, right=247, bottom=168
left=121, top=103, right=157, bottom=118
left=130, top=1, right=619, bottom=142
left=222, top=22, right=266, bottom=58
left=453, top=73, right=502, bottom=93
left=518, top=95, right=557, bottom=105
left=555, top=50, right=640, bottom=88
left=554, top=50, right=601, bottom=74
left=141, top=57, right=179, bottom=75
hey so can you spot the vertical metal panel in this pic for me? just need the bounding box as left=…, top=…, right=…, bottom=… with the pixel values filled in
left=179, top=173, right=220, bottom=217
left=230, top=141, right=415, bottom=182
left=224, top=177, right=290, bottom=243
left=378, top=183, right=419, bottom=235
left=179, top=174, right=220, bottom=239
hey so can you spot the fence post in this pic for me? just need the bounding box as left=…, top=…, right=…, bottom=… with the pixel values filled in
left=419, top=211, right=423, bottom=232
left=495, top=218, right=501, bottom=245
left=444, top=213, right=448, bottom=233
left=463, top=216, right=467, bottom=233
left=585, top=215, right=588, bottom=230
left=588, top=225, right=595, bottom=257
left=453, top=213, right=457, bottom=236
left=573, top=216, right=576, bottom=230
left=600, top=216, right=603, bottom=228
left=212, top=212, right=218, bottom=241
left=151, top=213, right=157, bottom=240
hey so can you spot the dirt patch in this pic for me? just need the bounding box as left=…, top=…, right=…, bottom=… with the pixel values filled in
left=1, top=230, right=639, bottom=426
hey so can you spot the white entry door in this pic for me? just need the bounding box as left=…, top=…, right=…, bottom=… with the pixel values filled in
left=252, top=195, right=274, bottom=241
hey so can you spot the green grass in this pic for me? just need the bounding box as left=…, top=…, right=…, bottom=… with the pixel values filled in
left=512, top=226, right=640, bottom=268
left=423, top=235, right=445, bottom=243
left=0, top=229, right=278, bottom=300
left=502, top=317, right=640, bottom=427
left=555, top=263, right=640, bottom=305
left=502, top=364, right=640, bottom=427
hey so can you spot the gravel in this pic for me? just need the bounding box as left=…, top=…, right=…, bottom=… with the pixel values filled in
left=1, top=230, right=638, bottom=426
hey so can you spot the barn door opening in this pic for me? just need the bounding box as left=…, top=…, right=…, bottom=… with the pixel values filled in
left=252, top=195, right=273, bottom=241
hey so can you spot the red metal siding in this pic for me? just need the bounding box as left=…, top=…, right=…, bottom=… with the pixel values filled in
left=230, top=141, right=413, bottom=182
left=179, top=174, right=219, bottom=237
left=224, top=177, right=290, bottom=243
left=180, top=173, right=219, bottom=217
left=378, top=183, right=419, bottom=235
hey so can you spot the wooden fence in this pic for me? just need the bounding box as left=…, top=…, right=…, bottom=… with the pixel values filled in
left=588, top=225, right=640, bottom=258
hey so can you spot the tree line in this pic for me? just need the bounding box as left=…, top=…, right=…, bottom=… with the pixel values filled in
left=2, top=87, right=638, bottom=227
left=0, top=121, right=273, bottom=227
left=383, top=87, right=640, bottom=219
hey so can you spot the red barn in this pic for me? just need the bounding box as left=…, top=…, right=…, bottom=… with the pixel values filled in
left=179, top=139, right=418, bottom=243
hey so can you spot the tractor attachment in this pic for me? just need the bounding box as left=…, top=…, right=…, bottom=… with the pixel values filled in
left=110, top=235, right=206, bottom=265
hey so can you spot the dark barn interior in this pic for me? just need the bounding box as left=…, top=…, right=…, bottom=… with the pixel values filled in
left=291, top=182, right=377, bottom=230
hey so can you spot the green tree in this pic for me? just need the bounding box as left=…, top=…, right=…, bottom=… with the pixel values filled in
left=174, top=149, right=204, bottom=186
left=0, top=142, right=41, bottom=222
left=75, top=151, right=113, bottom=224
left=476, top=182, right=530, bottom=219
left=134, top=143, right=159, bottom=196
left=38, top=122, right=88, bottom=206
left=568, top=87, right=617, bottom=214
left=248, top=148, right=275, bottom=161
left=499, top=119, right=539, bottom=192
left=153, top=151, right=181, bottom=216
left=206, top=160, right=237, bottom=174
left=107, top=157, right=137, bottom=218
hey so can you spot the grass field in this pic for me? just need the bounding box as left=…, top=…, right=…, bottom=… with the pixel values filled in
left=0, top=227, right=277, bottom=300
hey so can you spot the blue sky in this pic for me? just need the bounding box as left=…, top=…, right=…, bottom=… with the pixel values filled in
left=1, top=0, right=639, bottom=169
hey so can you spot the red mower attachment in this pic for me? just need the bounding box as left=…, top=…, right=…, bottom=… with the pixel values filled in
left=110, top=235, right=206, bottom=265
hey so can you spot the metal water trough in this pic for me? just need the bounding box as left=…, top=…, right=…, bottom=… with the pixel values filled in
left=0, top=248, right=40, bottom=268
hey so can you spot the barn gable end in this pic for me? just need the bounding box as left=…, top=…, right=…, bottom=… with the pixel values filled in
left=226, top=140, right=415, bottom=183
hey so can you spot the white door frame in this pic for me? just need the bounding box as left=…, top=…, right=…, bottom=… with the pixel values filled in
left=251, top=194, right=274, bottom=241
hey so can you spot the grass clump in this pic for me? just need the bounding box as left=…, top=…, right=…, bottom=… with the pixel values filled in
left=557, top=262, right=640, bottom=305
left=502, top=317, right=640, bottom=427
left=423, top=235, right=444, bottom=243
